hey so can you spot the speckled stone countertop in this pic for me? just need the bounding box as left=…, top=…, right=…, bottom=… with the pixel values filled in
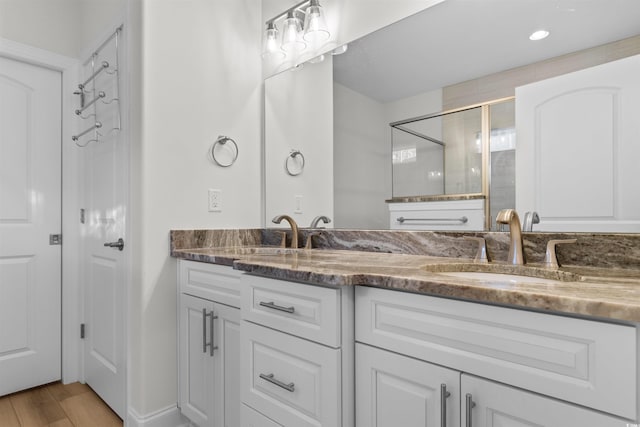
left=172, top=243, right=640, bottom=323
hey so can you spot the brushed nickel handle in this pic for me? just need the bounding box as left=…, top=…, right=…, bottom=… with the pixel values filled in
left=397, top=216, right=468, bottom=224
left=202, top=308, right=207, bottom=353
left=103, top=238, right=124, bottom=251
left=465, top=393, right=476, bottom=427
left=440, top=384, right=451, bottom=427
left=544, top=238, right=577, bottom=268
left=259, top=373, right=295, bottom=392
left=259, top=301, right=295, bottom=314
left=202, top=309, right=218, bottom=356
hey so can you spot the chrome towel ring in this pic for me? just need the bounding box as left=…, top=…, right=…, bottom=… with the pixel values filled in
left=211, top=135, right=239, bottom=167
left=285, top=149, right=305, bottom=176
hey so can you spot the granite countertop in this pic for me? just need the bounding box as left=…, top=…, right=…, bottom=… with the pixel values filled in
left=172, top=246, right=640, bottom=323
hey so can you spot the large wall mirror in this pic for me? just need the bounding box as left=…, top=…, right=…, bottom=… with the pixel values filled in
left=264, top=0, right=640, bottom=231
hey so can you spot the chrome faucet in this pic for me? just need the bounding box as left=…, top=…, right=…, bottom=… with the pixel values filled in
left=496, top=209, right=525, bottom=265
left=272, top=215, right=299, bottom=248
left=522, top=211, right=540, bottom=232
left=310, top=215, right=331, bottom=228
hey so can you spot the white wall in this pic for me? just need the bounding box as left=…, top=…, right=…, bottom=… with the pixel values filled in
left=265, top=58, right=334, bottom=229
left=0, top=0, right=124, bottom=58
left=333, top=82, right=388, bottom=229
left=129, top=0, right=263, bottom=417
left=0, top=0, right=81, bottom=57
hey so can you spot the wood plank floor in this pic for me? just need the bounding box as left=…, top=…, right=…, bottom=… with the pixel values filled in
left=0, top=382, right=122, bottom=427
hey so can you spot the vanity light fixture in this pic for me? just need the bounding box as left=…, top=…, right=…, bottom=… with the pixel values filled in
left=262, top=22, right=286, bottom=59
left=529, top=29, right=550, bottom=41
left=331, top=44, right=348, bottom=55
left=281, top=10, right=306, bottom=52
left=262, top=0, right=331, bottom=59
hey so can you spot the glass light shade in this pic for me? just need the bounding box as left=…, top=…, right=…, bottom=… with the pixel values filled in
left=262, top=24, right=285, bottom=59
left=281, top=13, right=306, bottom=52
left=303, top=2, right=330, bottom=43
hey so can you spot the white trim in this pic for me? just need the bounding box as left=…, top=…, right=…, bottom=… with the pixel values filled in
left=0, top=37, right=82, bottom=385
left=126, top=405, right=191, bottom=427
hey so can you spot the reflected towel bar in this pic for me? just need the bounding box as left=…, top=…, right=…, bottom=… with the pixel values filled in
left=396, top=216, right=468, bottom=224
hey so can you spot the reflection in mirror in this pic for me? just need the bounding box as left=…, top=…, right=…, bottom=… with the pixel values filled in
left=265, top=0, right=640, bottom=231
left=391, top=106, right=483, bottom=198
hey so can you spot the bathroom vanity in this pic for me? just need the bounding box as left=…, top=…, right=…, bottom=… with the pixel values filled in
left=172, top=229, right=640, bottom=427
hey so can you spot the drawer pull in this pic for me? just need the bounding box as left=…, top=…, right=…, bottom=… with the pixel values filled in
left=259, top=301, right=295, bottom=314
left=465, top=393, right=476, bottom=427
left=259, top=373, right=295, bottom=392
left=441, top=384, right=451, bottom=427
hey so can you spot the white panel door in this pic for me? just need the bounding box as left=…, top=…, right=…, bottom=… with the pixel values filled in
left=0, top=56, right=61, bottom=395
left=356, top=343, right=459, bottom=427
left=461, top=374, right=626, bottom=427
left=81, top=34, right=126, bottom=418
left=516, top=54, right=640, bottom=232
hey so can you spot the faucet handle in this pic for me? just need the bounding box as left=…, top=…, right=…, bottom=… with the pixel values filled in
left=274, top=231, right=287, bottom=248
left=304, top=232, right=322, bottom=250
left=544, top=238, right=577, bottom=268
left=465, top=236, right=489, bottom=264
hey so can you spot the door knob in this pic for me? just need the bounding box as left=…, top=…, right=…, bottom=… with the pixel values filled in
left=104, top=238, right=125, bottom=251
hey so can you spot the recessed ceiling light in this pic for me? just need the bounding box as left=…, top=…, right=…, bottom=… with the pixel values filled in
left=529, top=30, right=550, bottom=41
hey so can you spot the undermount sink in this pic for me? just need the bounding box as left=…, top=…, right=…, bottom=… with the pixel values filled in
left=437, top=271, right=562, bottom=285
left=422, top=262, right=582, bottom=283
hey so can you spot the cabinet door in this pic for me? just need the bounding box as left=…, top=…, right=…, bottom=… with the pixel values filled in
left=461, top=374, right=627, bottom=427
left=180, top=294, right=215, bottom=427
left=356, top=343, right=460, bottom=427
left=213, top=302, right=241, bottom=427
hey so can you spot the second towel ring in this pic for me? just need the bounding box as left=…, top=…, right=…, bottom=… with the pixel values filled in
left=211, top=135, right=238, bottom=167
left=285, top=149, right=305, bottom=176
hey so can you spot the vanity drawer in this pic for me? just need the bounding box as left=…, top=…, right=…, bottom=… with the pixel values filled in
left=242, top=404, right=282, bottom=427
left=355, top=286, right=637, bottom=419
left=179, top=260, right=241, bottom=308
left=388, top=199, right=484, bottom=230
left=241, top=322, right=341, bottom=427
left=241, top=274, right=341, bottom=347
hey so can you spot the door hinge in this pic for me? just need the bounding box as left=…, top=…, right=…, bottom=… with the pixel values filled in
left=80, top=208, right=85, bottom=224
left=49, top=234, right=62, bottom=245
left=80, top=323, right=85, bottom=339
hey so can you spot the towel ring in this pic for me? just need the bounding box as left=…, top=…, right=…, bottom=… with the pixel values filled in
left=211, top=135, right=238, bottom=167
left=285, top=149, right=305, bottom=176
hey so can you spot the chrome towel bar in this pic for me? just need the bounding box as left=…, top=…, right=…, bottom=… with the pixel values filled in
left=396, top=216, right=468, bottom=224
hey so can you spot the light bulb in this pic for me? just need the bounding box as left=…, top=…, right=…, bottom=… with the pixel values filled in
left=262, top=22, right=285, bottom=59
left=303, top=0, right=330, bottom=43
left=281, top=11, right=306, bottom=52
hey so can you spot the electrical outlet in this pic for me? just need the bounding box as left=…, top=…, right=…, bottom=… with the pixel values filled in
left=208, top=189, right=221, bottom=212
left=294, top=195, right=303, bottom=214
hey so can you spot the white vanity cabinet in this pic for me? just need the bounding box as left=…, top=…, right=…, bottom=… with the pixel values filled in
left=240, top=274, right=354, bottom=427
left=388, top=199, right=484, bottom=231
left=355, top=286, right=637, bottom=427
left=178, top=260, right=242, bottom=427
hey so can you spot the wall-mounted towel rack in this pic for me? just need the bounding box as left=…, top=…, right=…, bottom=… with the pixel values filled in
left=72, top=26, right=122, bottom=147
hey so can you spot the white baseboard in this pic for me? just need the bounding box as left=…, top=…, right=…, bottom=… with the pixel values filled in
left=126, top=405, right=191, bottom=427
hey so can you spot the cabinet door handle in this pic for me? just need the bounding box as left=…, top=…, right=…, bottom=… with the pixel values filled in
left=440, top=384, right=451, bottom=427
left=465, top=393, right=476, bottom=427
left=202, top=309, right=218, bottom=356
left=259, top=301, right=295, bottom=314
left=259, top=373, right=295, bottom=392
